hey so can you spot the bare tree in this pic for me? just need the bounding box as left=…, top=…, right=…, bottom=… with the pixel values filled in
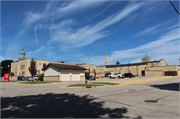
left=28, top=58, right=37, bottom=77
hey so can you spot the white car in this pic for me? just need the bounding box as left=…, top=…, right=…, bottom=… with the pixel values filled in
left=108, top=73, right=124, bottom=79
left=33, top=74, right=39, bottom=80
left=28, top=75, right=39, bottom=82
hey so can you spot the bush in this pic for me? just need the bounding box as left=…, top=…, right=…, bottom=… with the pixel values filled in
left=10, top=72, right=14, bottom=76
left=38, top=73, right=44, bottom=81
left=96, top=77, right=99, bottom=79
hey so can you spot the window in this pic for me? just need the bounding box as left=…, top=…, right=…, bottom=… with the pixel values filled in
left=43, top=63, right=46, bottom=68
left=21, top=65, right=25, bottom=69
left=22, top=71, right=25, bottom=76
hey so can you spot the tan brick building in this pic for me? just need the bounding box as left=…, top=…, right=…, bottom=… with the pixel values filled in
left=11, top=49, right=180, bottom=78
left=78, top=54, right=180, bottom=78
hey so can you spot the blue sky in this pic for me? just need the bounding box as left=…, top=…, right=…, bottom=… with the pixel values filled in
left=1, top=0, right=179, bottom=65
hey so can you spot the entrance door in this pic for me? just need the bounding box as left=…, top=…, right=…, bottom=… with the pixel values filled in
left=141, top=71, right=145, bottom=76
left=105, top=73, right=111, bottom=77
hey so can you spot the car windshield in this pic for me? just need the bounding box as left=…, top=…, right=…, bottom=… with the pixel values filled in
left=89, top=75, right=93, bottom=77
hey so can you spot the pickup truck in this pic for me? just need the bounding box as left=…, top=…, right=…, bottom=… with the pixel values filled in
left=108, top=73, right=124, bottom=79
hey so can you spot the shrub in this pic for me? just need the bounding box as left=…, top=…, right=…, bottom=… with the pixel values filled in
left=10, top=72, right=14, bottom=76
left=96, top=77, right=99, bottom=79
left=38, top=73, right=44, bottom=81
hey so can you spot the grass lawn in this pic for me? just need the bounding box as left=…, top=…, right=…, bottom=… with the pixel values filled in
left=18, top=81, right=62, bottom=84
left=68, top=84, right=103, bottom=87
left=89, top=82, right=119, bottom=85
left=0, top=81, right=19, bottom=82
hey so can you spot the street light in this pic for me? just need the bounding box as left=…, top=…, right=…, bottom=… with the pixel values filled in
left=8, top=65, right=10, bottom=82
left=1, top=67, right=3, bottom=82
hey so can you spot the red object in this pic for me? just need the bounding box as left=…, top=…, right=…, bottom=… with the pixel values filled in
left=85, top=81, right=87, bottom=84
left=4, top=73, right=10, bottom=82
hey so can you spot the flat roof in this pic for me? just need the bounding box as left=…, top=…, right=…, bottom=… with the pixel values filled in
left=106, top=60, right=160, bottom=68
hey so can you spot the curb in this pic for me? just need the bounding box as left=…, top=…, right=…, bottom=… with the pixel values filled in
left=66, top=85, right=117, bottom=88
left=17, top=83, right=31, bottom=85
left=116, top=76, right=179, bottom=86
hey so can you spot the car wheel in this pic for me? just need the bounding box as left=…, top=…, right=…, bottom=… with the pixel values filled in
left=118, top=77, right=120, bottom=79
left=109, top=77, right=112, bottom=79
left=122, top=77, right=124, bottom=79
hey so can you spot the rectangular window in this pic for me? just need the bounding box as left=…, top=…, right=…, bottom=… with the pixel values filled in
left=43, top=63, right=46, bottom=68
left=21, top=65, right=25, bottom=69
left=22, top=71, right=25, bottom=76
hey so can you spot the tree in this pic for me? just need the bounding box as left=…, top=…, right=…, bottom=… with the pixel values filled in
left=38, top=73, right=44, bottom=81
left=28, top=58, right=37, bottom=77
left=1, top=60, right=14, bottom=76
left=10, top=72, right=14, bottom=76
left=116, top=61, right=120, bottom=65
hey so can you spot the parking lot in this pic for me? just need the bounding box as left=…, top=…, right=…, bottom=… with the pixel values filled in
left=1, top=76, right=179, bottom=118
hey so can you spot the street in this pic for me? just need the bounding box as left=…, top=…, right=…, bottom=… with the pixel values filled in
left=1, top=76, right=179, bottom=118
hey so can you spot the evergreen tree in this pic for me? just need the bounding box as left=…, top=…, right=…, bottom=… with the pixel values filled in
left=116, top=61, right=120, bottom=65
left=28, top=58, right=37, bottom=77
left=1, top=60, right=14, bottom=76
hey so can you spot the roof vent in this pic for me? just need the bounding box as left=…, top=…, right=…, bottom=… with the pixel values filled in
left=57, top=61, right=65, bottom=63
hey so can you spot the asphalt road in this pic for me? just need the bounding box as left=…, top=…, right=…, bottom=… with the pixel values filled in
left=1, top=76, right=179, bottom=118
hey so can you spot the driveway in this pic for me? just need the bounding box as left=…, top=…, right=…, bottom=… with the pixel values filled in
left=1, top=76, right=179, bottom=118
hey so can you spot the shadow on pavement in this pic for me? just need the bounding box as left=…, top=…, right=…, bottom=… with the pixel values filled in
left=1, top=93, right=142, bottom=118
left=151, top=83, right=179, bottom=91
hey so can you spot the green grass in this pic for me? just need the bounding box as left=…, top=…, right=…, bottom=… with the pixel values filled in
left=89, top=82, right=119, bottom=85
left=0, top=81, right=19, bottom=82
left=68, top=84, right=103, bottom=87
left=50, top=81, right=62, bottom=82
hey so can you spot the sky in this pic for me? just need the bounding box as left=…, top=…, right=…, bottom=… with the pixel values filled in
left=1, top=0, right=180, bottom=66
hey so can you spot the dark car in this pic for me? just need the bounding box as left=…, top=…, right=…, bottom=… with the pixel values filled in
left=123, top=73, right=133, bottom=78
left=17, top=76, right=25, bottom=81
left=86, top=75, right=96, bottom=81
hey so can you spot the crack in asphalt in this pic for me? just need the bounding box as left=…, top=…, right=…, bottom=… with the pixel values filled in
left=155, top=92, right=177, bottom=101
left=97, top=98, right=179, bottom=116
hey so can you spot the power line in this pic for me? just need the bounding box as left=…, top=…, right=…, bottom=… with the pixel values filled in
left=169, top=0, right=180, bottom=15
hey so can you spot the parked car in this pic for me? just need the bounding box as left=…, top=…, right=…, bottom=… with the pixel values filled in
left=23, top=76, right=33, bottom=81
left=108, top=73, right=124, bottom=79
left=33, top=74, right=39, bottom=80
left=86, top=75, right=96, bottom=81
left=17, top=76, right=25, bottom=81
left=123, top=73, right=133, bottom=78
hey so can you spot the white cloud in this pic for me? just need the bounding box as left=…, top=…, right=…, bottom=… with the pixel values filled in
left=23, top=0, right=106, bottom=25
left=135, top=23, right=162, bottom=36
left=82, top=28, right=180, bottom=65
left=34, top=24, right=42, bottom=48
left=134, top=20, right=176, bottom=37
left=49, top=2, right=144, bottom=50
left=87, top=2, right=117, bottom=22
left=26, top=46, right=46, bottom=57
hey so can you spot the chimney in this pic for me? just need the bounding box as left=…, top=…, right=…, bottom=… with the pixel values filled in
left=105, top=54, right=108, bottom=65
